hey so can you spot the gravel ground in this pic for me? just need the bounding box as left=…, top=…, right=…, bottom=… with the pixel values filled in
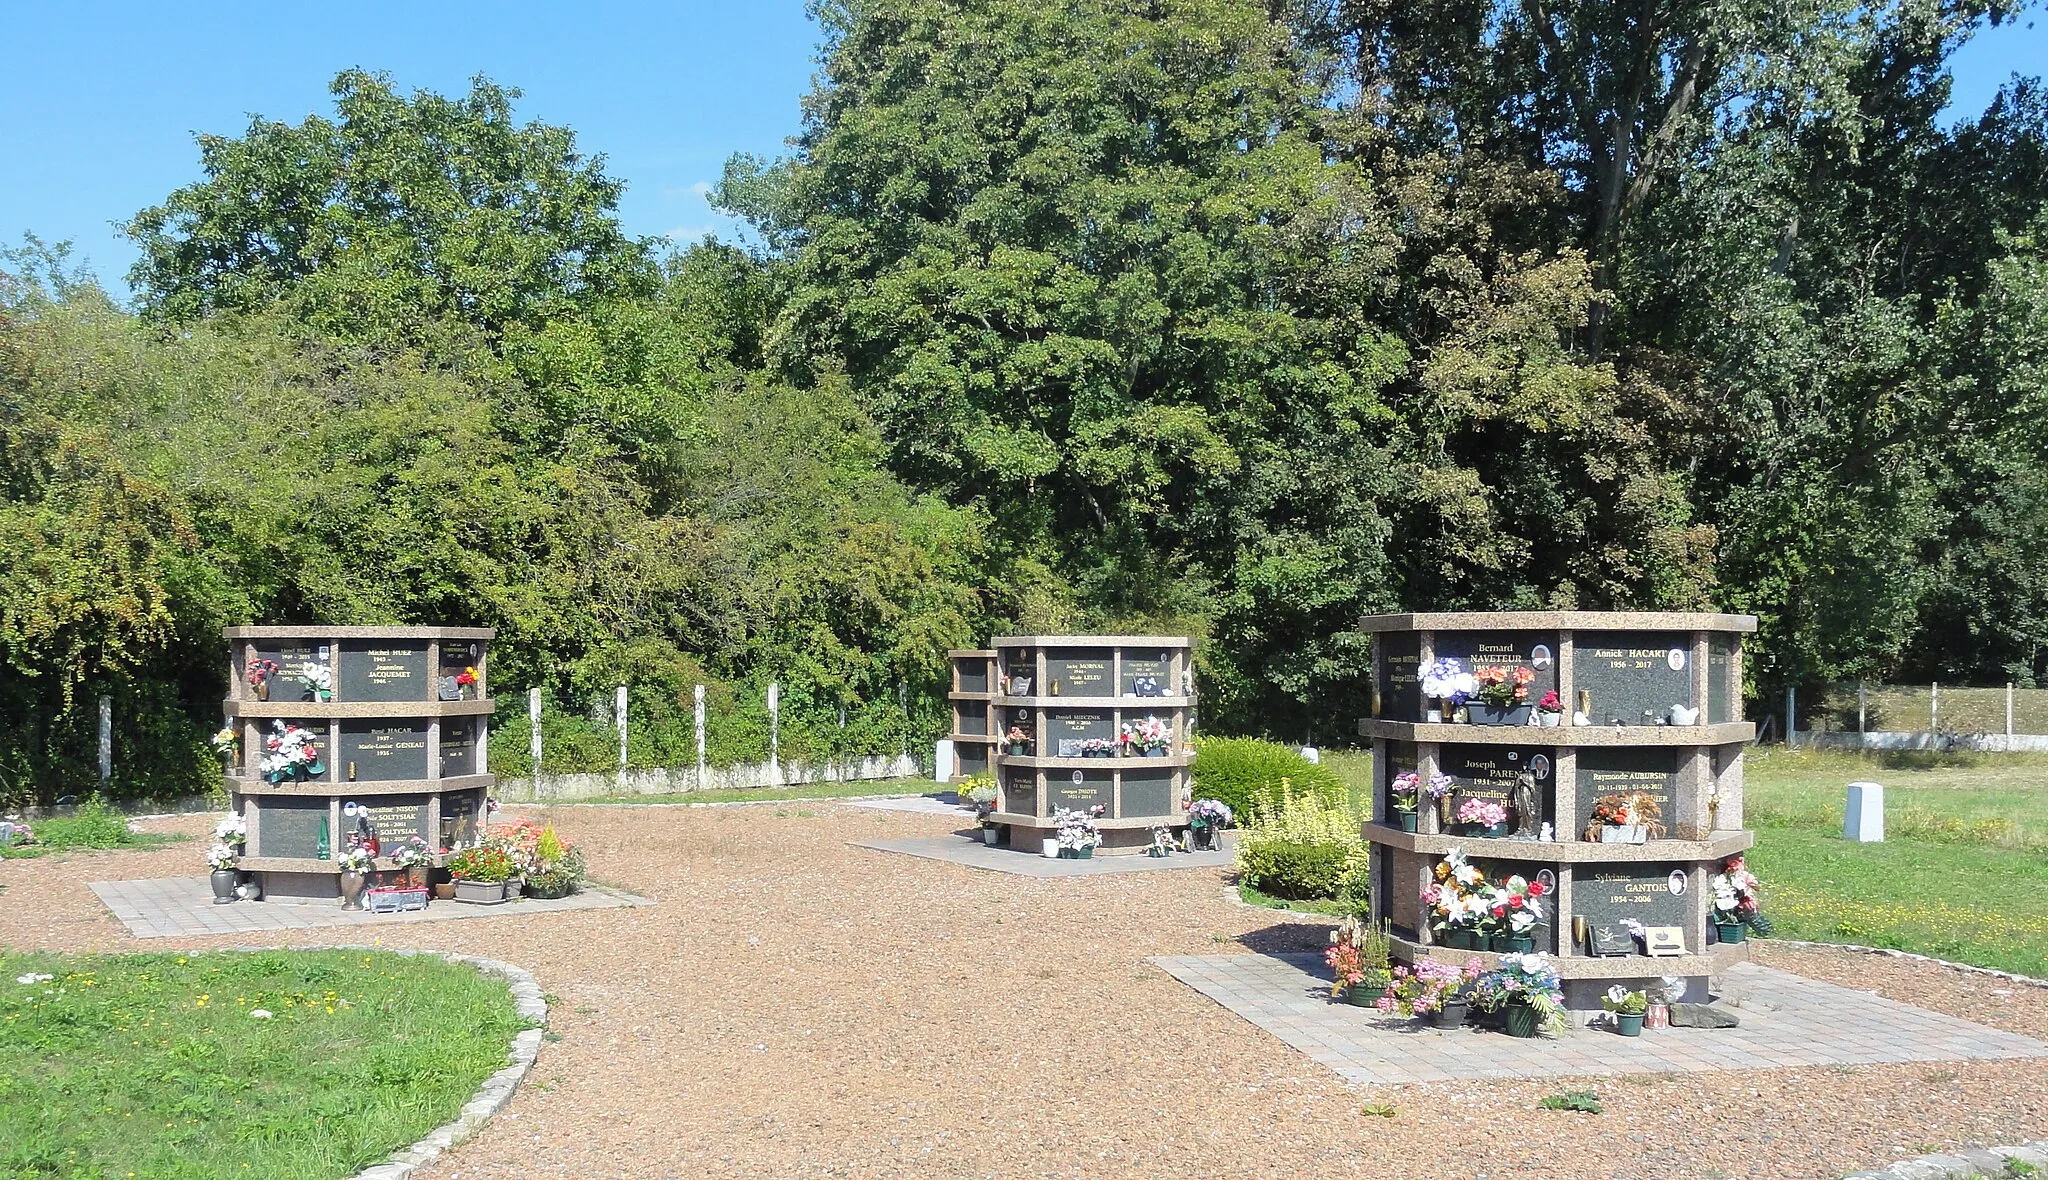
left=5, top=804, right=2046, bottom=1180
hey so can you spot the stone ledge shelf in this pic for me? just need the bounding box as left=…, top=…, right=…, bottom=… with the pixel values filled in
left=1366, top=825, right=1755, bottom=862
left=1356, top=719, right=1755, bottom=745
left=234, top=853, right=454, bottom=873
left=225, top=699, right=496, bottom=720
left=1355, top=611, right=1757, bottom=633
left=996, top=694, right=1194, bottom=708
left=1387, top=933, right=1750, bottom=979
left=997, top=755, right=1192, bottom=768
left=230, top=774, right=494, bottom=798
left=225, top=625, right=496, bottom=641
left=986, top=812, right=1181, bottom=831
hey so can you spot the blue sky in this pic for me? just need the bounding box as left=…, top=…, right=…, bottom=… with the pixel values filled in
left=2, top=1, right=2041, bottom=295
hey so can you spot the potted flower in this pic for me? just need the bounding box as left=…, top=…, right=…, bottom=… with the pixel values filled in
left=1004, top=725, right=1031, bottom=756
left=1419, top=657, right=1476, bottom=722
left=1053, top=808, right=1099, bottom=859
left=1187, top=798, right=1232, bottom=851
left=245, top=657, right=281, bottom=701
left=1485, top=874, right=1547, bottom=952
left=1325, top=916, right=1394, bottom=1007
left=1424, top=849, right=1486, bottom=949
left=1471, top=664, right=1537, bottom=724
left=334, top=845, right=374, bottom=910
left=1534, top=690, right=1564, bottom=727
left=386, top=835, right=432, bottom=889
left=522, top=825, right=584, bottom=899
left=259, top=721, right=326, bottom=785
left=210, top=726, right=239, bottom=770
left=1380, top=957, right=1483, bottom=1028
left=1456, top=797, right=1509, bottom=838
left=966, top=778, right=1001, bottom=844
left=1602, top=986, right=1649, bottom=1036
left=1710, top=855, right=1762, bottom=942
left=206, top=841, right=241, bottom=905
left=1389, top=772, right=1421, bottom=833
left=448, top=845, right=517, bottom=903
left=1583, top=792, right=1664, bottom=843
left=455, top=665, right=479, bottom=699
left=1119, top=715, right=1172, bottom=757
left=1472, top=953, right=1568, bottom=1038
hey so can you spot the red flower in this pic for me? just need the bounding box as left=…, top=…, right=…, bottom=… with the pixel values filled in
left=1528, top=880, right=1547, bottom=897
left=1491, top=905, right=1507, bottom=919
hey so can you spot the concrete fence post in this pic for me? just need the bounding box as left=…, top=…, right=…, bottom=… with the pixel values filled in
left=615, top=685, right=629, bottom=772
left=1785, top=684, right=1797, bottom=748
left=1931, top=681, right=1939, bottom=732
left=1857, top=681, right=1866, bottom=736
left=694, top=684, right=707, bottom=789
left=767, top=681, right=781, bottom=782
left=97, top=695, right=112, bottom=791
left=529, top=688, right=543, bottom=777
left=2008, top=682, right=2016, bottom=739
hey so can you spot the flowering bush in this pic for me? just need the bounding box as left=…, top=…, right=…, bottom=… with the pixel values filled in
left=1473, top=664, right=1536, bottom=709
left=1053, top=807, right=1100, bottom=851
left=259, top=721, right=325, bottom=784
left=1471, top=953, right=1568, bottom=1032
left=1379, top=957, right=1482, bottom=1016
left=447, top=845, right=515, bottom=883
left=1419, top=658, right=1476, bottom=703
left=1120, top=715, right=1172, bottom=752
left=1233, top=786, right=1367, bottom=900
left=1711, top=855, right=1763, bottom=925
left=1456, top=798, right=1507, bottom=829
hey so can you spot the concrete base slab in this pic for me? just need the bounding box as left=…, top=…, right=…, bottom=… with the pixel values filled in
left=853, top=834, right=1235, bottom=877
left=89, top=876, right=650, bottom=939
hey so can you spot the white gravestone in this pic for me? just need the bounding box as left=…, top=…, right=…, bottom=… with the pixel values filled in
left=1299, top=746, right=1321, bottom=765
left=934, top=739, right=955, bottom=782
left=1845, top=781, right=1884, bottom=843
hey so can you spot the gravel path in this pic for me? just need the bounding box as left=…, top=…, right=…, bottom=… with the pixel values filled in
left=5, top=804, right=2046, bottom=1180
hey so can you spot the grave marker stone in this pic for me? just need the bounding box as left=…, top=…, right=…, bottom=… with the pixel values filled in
left=1573, top=632, right=1695, bottom=726
left=338, top=641, right=428, bottom=702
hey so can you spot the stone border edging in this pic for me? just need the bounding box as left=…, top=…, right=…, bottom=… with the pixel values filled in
left=335, top=948, right=548, bottom=1180
left=1770, top=938, right=2048, bottom=990
left=1844, top=1140, right=2048, bottom=1179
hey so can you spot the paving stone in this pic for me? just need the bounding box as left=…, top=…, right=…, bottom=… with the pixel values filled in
left=86, top=876, right=649, bottom=939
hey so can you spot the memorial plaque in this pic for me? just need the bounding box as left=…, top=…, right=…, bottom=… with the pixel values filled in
left=1707, top=636, right=1733, bottom=724
left=1120, top=769, right=1175, bottom=818
left=439, top=791, right=484, bottom=849
left=957, top=660, right=989, bottom=694
left=338, top=641, right=429, bottom=702
left=1049, top=771, right=1112, bottom=814
left=1432, top=631, right=1552, bottom=725
left=1468, top=854, right=1557, bottom=952
left=1573, top=632, right=1695, bottom=726
left=957, top=702, right=990, bottom=736
left=347, top=796, right=430, bottom=844
left=1003, top=770, right=1038, bottom=815
left=440, top=719, right=476, bottom=778
left=1046, top=710, right=1113, bottom=750
left=1573, top=863, right=1691, bottom=945
left=956, top=745, right=989, bottom=779
left=1438, top=744, right=1552, bottom=832
left=1121, top=651, right=1173, bottom=696
left=1589, top=924, right=1636, bottom=956
left=339, top=721, right=429, bottom=782
left=1383, top=740, right=1417, bottom=819
left=254, top=639, right=327, bottom=702
left=1044, top=650, right=1111, bottom=698
left=1377, top=631, right=1420, bottom=720
left=256, top=798, right=329, bottom=860
left=1575, top=748, right=1683, bottom=841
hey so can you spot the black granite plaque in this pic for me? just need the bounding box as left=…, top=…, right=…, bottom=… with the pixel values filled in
left=440, top=719, right=476, bottom=778
left=1377, top=632, right=1420, bottom=720
left=957, top=702, right=990, bottom=736
left=956, top=745, right=989, bottom=779
left=1003, top=770, right=1038, bottom=815
left=339, top=721, right=429, bottom=782
left=338, top=641, right=430, bottom=702
left=254, top=640, right=326, bottom=702
left=957, top=660, right=989, bottom=694
left=438, top=791, right=484, bottom=849
left=1707, top=636, right=1732, bottom=724
left=1121, top=651, right=1173, bottom=696
left=1120, top=769, right=1176, bottom=818
left=1383, top=740, right=1418, bottom=820
left=1575, top=748, right=1683, bottom=840
left=1573, top=632, right=1695, bottom=726
left=1432, top=631, right=1553, bottom=725
left=257, top=799, right=329, bottom=860
left=1438, top=745, right=1552, bottom=831
left=1044, top=650, right=1111, bottom=698
left=349, top=796, right=430, bottom=844
left=1046, top=710, right=1113, bottom=753
left=1049, top=771, right=1112, bottom=814
left=1573, top=863, right=1692, bottom=946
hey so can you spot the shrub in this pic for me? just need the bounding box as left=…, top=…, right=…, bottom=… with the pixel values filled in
left=1191, top=737, right=1347, bottom=822
left=31, top=796, right=135, bottom=850
left=1234, top=786, right=1368, bottom=902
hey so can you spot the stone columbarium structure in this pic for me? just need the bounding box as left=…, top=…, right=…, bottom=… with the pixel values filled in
left=1358, top=611, right=1756, bottom=1009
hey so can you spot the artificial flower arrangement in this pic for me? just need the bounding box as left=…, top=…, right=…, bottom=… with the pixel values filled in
left=1456, top=798, right=1508, bottom=832
left=245, top=657, right=281, bottom=693
left=1419, top=657, right=1476, bottom=716
left=209, top=726, right=239, bottom=761
left=1471, top=952, right=1569, bottom=1035
left=1188, top=798, right=1233, bottom=828
left=1324, top=915, right=1394, bottom=1001
left=1390, top=771, right=1422, bottom=814
left=1582, top=791, right=1666, bottom=842
left=456, top=666, right=479, bottom=695
left=1422, top=848, right=1488, bottom=939
left=334, top=846, right=376, bottom=874
left=1119, top=715, right=1172, bottom=753
left=386, top=835, right=432, bottom=871
left=213, top=811, right=247, bottom=847
left=205, top=842, right=240, bottom=870
left=1536, top=689, right=1564, bottom=715
left=1710, top=855, right=1763, bottom=932
left=1053, top=807, right=1101, bottom=854
left=1472, top=664, right=1536, bottom=710
left=1080, top=736, right=1118, bottom=757
left=1378, top=957, right=1483, bottom=1016
left=259, top=720, right=326, bottom=784
left=1602, top=985, right=1648, bottom=1016
left=965, top=777, right=999, bottom=821
left=295, top=660, right=334, bottom=702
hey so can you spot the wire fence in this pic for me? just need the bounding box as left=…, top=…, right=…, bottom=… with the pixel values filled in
left=1787, top=682, right=2048, bottom=750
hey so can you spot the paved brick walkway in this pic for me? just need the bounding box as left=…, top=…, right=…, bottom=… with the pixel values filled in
left=1154, top=952, right=2048, bottom=1085
left=853, top=834, right=1237, bottom=877
left=89, top=876, right=650, bottom=940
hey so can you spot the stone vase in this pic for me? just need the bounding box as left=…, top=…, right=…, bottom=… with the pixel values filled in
left=209, top=868, right=239, bottom=905
left=338, top=871, right=366, bottom=910
left=1432, top=1000, right=1468, bottom=1029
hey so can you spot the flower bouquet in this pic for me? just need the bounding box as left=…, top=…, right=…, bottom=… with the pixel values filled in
left=1583, top=792, right=1665, bottom=843
left=1380, top=957, right=1483, bottom=1027
left=1472, top=664, right=1536, bottom=716
left=1120, top=715, right=1172, bottom=756
left=1389, top=771, right=1422, bottom=832
left=210, top=726, right=239, bottom=765
left=1053, top=808, right=1100, bottom=858
left=1602, top=985, right=1649, bottom=1036
left=1004, top=725, right=1031, bottom=755
left=213, top=811, right=247, bottom=848
left=1709, top=855, right=1763, bottom=942
left=1187, top=798, right=1232, bottom=850
left=1419, top=657, right=1476, bottom=721
left=245, top=657, right=281, bottom=700
left=1456, top=797, right=1509, bottom=837
left=1534, top=689, right=1564, bottom=727
left=259, top=721, right=325, bottom=784
left=1423, top=848, right=1487, bottom=948
left=1324, top=916, right=1393, bottom=1006
left=294, top=660, right=334, bottom=703
left=1472, top=952, right=1568, bottom=1037
left=205, top=842, right=240, bottom=871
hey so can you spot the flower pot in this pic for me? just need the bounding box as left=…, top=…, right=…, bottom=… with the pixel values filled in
left=1614, top=1012, right=1645, bottom=1037
left=1477, top=703, right=1528, bottom=725
left=1078, top=846, right=1094, bottom=860
left=1345, top=982, right=1381, bottom=1007
left=1507, top=935, right=1535, bottom=954
left=209, top=868, right=239, bottom=905
left=1396, top=810, right=1418, bottom=833
left=1538, top=712, right=1561, bottom=728
left=981, top=827, right=998, bottom=846
left=1715, top=921, right=1747, bottom=944
left=453, top=878, right=508, bottom=904
left=338, top=870, right=366, bottom=910
left=1432, top=1001, right=1468, bottom=1030
left=1443, top=929, right=1478, bottom=951
left=1042, top=837, right=1059, bottom=859
left=433, top=882, right=455, bottom=900
left=525, top=879, right=574, bottom=900
left=1502, top=1001, right=1540, bottom=1039
left=1436, top=796, right=1456, bottom=827
left=1007, top=743, right=1027, bottom=756
left=1057, top=847, right=1075, bottom=859
left=1488, top=933, right=1513, bottom=953
left=1144, top=747, right=1168, bottom=758
left=504, top=879, right=525, bottom=900
left=254, top=679, right=270, bottom=702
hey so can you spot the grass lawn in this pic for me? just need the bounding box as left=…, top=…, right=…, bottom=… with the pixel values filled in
left=1744, top=747, right=2048, bottom=977
left=0, top=949, right=527, bottom=1180
left=1236, top=881, right=1369, bottom=919
left=1, top=798, right=187, bottom=861
left=551, top=778, right=951, bottom=806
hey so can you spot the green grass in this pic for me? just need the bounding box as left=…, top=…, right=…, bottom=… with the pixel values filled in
left=0, top=949, right=527, bottom=1180
left=1236, top=881, right=1370, bottom=918
left=1745, top=747, right=2048, bottom=976
left=1, top=797, right=187, bottom=860
left=555, top=778, right=950, bottom=806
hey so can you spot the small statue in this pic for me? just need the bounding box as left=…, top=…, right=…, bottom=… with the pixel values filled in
left=1510, top=770, right=1540, bottom=839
